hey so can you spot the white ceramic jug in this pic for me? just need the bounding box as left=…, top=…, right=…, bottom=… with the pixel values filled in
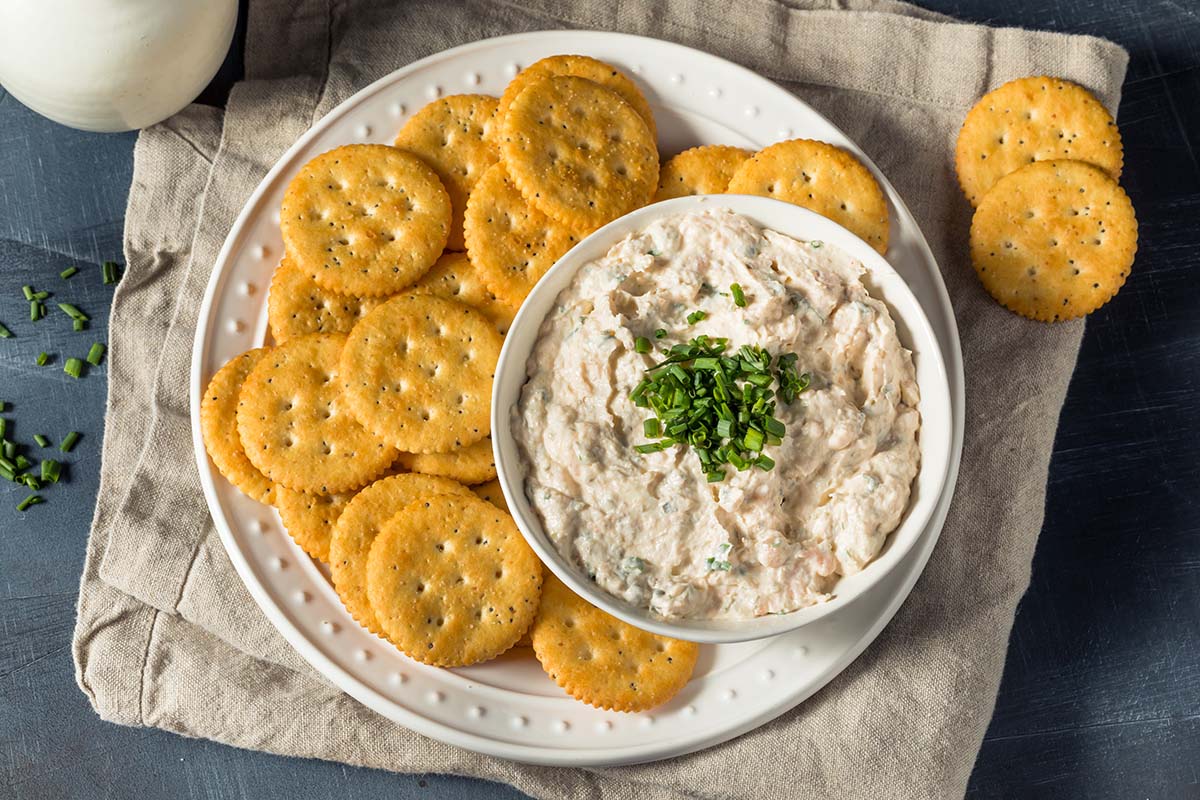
left=0, top=0, right=237, bottom=132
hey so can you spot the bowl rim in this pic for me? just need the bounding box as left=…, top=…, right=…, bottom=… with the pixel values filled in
left=492, top=194, right=953, bottom=644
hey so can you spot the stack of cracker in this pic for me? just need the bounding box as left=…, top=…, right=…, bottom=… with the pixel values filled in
left=956, top=76, right=1137, bottom=322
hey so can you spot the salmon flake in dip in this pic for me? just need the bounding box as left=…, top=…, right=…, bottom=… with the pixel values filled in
left=512, top=208, right=920, bottom=620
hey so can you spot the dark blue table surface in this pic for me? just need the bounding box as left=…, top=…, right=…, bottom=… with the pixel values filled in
left=2, top=1, right=1198, bottom=798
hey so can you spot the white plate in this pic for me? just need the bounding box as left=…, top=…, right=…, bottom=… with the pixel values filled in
left=190, top=30, right=965, bottom=766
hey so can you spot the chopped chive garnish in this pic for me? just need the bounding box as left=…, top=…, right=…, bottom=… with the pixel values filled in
left=64, top=358, right=84, bottom=378
left=35, top=352, right=49, bottom=366
left=30, top=301, right=40, bottom=321
left=0, top=465, right=12, bottom=482
left=22, top=285, right=34, bottom=301
left=643, top=418, right=661, bottom=437
left=0, top=322, right=11, bottom=338
left=14, top=454, right=30, bottom=470
left=73, top=319, right=85, bottom=332
left=60, top=431, right=81, bottom=452
left=652, top=328, right=666, bottom=339
left=23, top=474, right=40, bottom=490
left=0, top=418, right=5, bottom=437
left=86, top=342, right=106, bottom=365
left=31, top=290, right=49, bottom=301
left=730, top=283, right=746, bottom=307
left=2, top=441, right=14, bottom=459
left=57, top=303, right=89, bottom=322
left=633, top=336, right=651, bottom=354
left=0, top=455, right=14, bottom=472
left=755, top=454, right=775, bottom=471
left=16, top=494, right=42, bottom=512
left=60, top=266, right=79, bottom=279
left=41, top=459, right=62, bottom=483
left=102, top=261, right=120, bottom=284
left=33, top=434, right=50, bottom=448
left=686, top=310, right=707, bottom=325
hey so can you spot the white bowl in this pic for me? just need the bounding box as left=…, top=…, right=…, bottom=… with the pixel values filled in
left=492, top=195, right=953, bottom=644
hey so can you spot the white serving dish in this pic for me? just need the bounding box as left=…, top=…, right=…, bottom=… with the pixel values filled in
left=191, top=30, right=964, bottom=766
left=493, top=195, right=953, bottom=644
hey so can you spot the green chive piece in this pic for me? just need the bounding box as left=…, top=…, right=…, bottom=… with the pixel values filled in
left=0, top=418, right=5, bottom=437
left=31, top=290, right=49, bottom=301
left=0, top=455, right=14, bottom=472
left=706, top=470, right=725, bottom=483
left=23, top=474, right=40, bottom=490
left=634, top=336, right=651, bottom=354
left=73, top=319, right=85, bottom=332
left=33, top=434, right=50, bottom=448
left=87, top=342, right=106, bottom=365
left=60, top=431, right=81, bottom=452
left=0, top=465, right=13, bottom=482
left=755, top=454, right=776, bottom=471
left=643, top=418, right=661, bottom=438
left=35, top=352, right=50, bottom=366
left=102, top=261, right=121, bottom=284
left=64, top=358, right=84, bottom=378
left=57, top=303, right=89, bottom=322
left=0, top=322, right=11, bottom=338
left=60, top=266, right=79, bottom=279
left=30, top=301, right=40, bottom=321
left=40, top=459, right=62, bottom=483
left=15, top=454, right=30, bottom=470
left=686, top=310, right=707, bottom=325
left=744, top=428, right=765, bottom=452
left=2, top=440, right=14, bottom=459
left=654, top=328, right=667, bottom=339
left=730, top=283, right=746, bottom=307
left=22, top=285, right=34, bottom=301
left=634, top=442, right=669, bottom=454
left=16, top=494, right=42, bottom=512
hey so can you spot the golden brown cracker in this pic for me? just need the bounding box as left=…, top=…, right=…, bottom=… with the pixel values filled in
left=956, top=76, right=1123, bottom=207
left=394, top=94, right=500, bottom=250
left=365, top=493, right=542, bottom=666
left=969, top=159, right=1137, bottom=322
left=531, top=574, right=699, bottom=712
left=499, top=75, right=659, bottom=230
left=472, top=478, right=508, bottom=513
left=463, top=162, right=580, bottom=307
left=496, top=55, right=656, bottom=143
left=274, top=485, right=352, bottom=562
left=280, top=144, right=450, bottom=297
left=329, top=473, right=473, bottom=636
left=727, top=138, right=889, bottom=254
left=267, top=256, right=385, bottom=344
left=200, top=348, right=276, bottom=503
left=236, top=333, right=397, bottom=494
left=653, top=144, right=751, bottom=201
left=339, top=294, right=502, bottom=454
left=410, top=251, right=517, bottom=335
left=396, top=435, right=496, bottom=485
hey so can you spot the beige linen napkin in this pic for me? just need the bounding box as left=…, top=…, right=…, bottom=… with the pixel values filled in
left=72, top=1, right=1129, bottom=797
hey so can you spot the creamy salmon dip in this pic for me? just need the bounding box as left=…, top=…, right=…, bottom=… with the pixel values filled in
left=511, top=208, right=920, bottom=620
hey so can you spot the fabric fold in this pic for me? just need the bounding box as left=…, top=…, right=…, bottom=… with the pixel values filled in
left=73, top=1, right=1129, bottom=798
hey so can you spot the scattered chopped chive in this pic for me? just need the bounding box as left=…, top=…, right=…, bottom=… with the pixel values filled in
left=755, top=454, right=776, bottom=471
left=60, top=266, right=79, bottom=279
left=0, top=419, right=5, bottom=437
left=16, top=494, right=42, bottom=512
left=22, top=285, right=34, bottom=301
left=0, top=456, right=14, bottom=472
left=0, top=465, right=12, bottom=482
left=686, top=310, right=707, bottom=325
left=57, top=303, right=89, bottom=322
left=634, top=441, right=669, bottom=454
left=59, top=431, right=81, bottom=452
left=31, top=290, right=49, bottom=301
left=64, top=358, right=84, bottom=378
left=102, top=261, right=120, bottom=284
left=633, top=336, right=651, bottom=354
left=73, top=319, right=85, bottom=332
left=33, top=434, right=50, bottom=448
left=30, top=301, right=40, bottom=321
left=36, top=352, right=50, bottom=366
left=2, top=441, right=14, bottom=459
left=730, top=283, right=746, bottom=307
left=87, top=342, right=106, bottom=365
left=706, top=470, right=725, bottom=483
left=14, top=454, right=30, bottom=470
left=40, top=459, right=62, bottom=483
left=654, top=328, right=667, bottom=339
left=744, top=427, right=765, bottom=452
left=23, top=474, right=40, bottom=490
left=0, top=322, right=11, bottom=338
left=643, top=418, right=661, bottom=438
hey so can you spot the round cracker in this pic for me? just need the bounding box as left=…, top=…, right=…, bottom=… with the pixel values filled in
left=267, top=256, right=385, bottom=344
left=339, top=294, right=501, bottom=454
left=472, top=478, right=509, bottom=513
left=274, top=485, right=352, bottom=562
left=394, top=94, right=500, bottom=250
left=200, top=348, right=276, bottom=504
left=499, top=75, right=659, bottom=230
left=653, top=144, right=752, bottom=202
left=396, top=435, right=495, bottom=485
left=727, top=139, right=890, bottom=254
left=955, top=76, right=1123, bottom=207
left=329, top=473, right=473, bottom=636
left=969, top=159, right=1136, bottom=322
left=531, top=574, right=699, bottom=712
left=280, top=144, right=450, bottom=297
left=463, top=162, right=581, bottom=306
left=410, top=251, right=517, bottom=335
left=236, top=333, right=397, bottom=494
left=365, top=493, right=542, bottom=667
left=495, top=55, right=656, bottom=143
